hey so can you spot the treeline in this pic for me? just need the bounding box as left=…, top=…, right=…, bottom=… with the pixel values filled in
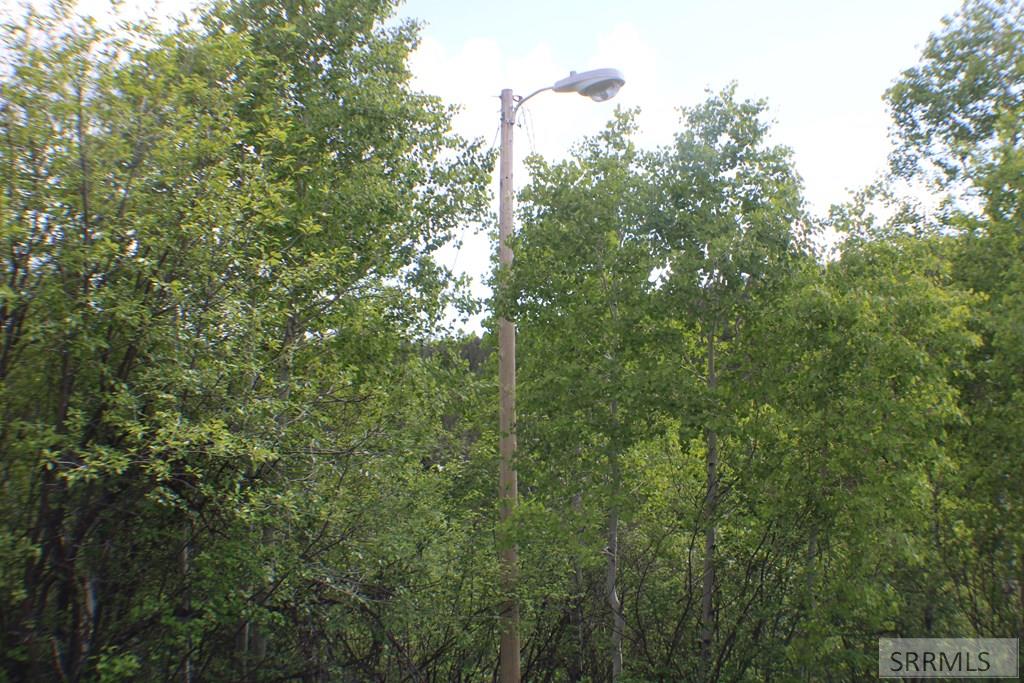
left=0, top=0, right=1020, bottom=681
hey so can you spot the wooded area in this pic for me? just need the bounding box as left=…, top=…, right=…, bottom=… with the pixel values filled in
left=0, top=0, right=1021, bottom=680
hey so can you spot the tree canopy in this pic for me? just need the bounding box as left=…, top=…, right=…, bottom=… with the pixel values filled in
left=1, top=0, right=1021, bottom=680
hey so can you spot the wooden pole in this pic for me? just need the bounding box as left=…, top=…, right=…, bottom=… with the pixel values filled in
left=498, top=87, right=521, bottom=683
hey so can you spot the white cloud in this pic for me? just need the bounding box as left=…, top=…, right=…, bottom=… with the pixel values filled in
left=408, top=24, right=664, bottom=331
left=591, top=22, right=680, bottom=150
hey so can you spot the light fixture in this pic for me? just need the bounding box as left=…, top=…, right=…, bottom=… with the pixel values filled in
left=552, top=68, right=626, bottom=102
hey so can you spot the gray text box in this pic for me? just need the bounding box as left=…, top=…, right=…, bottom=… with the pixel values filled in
left=879, top=638, right=1019, bottom=678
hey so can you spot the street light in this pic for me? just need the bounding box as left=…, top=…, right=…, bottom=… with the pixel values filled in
left=496, top=67, right=625, bottom=683
left=552, top=68, right=626, bottom=101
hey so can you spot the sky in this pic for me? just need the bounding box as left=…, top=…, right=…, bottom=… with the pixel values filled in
left=394, top=0, right=963, bottom=324
left=54, top=0, right=965, bottom=326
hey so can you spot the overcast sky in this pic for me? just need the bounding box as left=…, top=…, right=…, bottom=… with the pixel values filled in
left=400, top=0, right=961, bottom=208
left=395, top=0, right=963, bottom=324
left=55, top=0, right=966, bottom=327
left=57, top=0, right=964, bottom=212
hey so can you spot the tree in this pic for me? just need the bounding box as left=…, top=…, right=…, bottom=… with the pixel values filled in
left=887, top=0, right=1024, bottom=641
left=645, top=85, right=807, bottom=679
left=886, top=0, right=1024, bottom=189
left=739, top=231, right=979, bottom=677
left=0, top=1, right=493, bottom=679
left=511, top=111, right=658, bottom=681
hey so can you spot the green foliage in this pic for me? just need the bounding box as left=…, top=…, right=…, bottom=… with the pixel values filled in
left=886, top=0, right=1024, bottom=185
left=1, top=0, right=1020, bottom=680
left=0, top=1, right=494, bottom=679
left=887, top=0, right=1024, bottom=646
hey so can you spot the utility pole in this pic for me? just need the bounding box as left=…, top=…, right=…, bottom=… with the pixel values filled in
left=494, top=69, right=625, bottom=683
left=497, top=86, right=521, bottom=683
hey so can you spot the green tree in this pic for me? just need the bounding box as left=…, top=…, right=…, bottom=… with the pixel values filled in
left=645, top=86, right=807, bottom=680
left=511, top=111, right=659, bottom=681
left=0, top=1, right=493, bottom=679
left=739, top=231, right=979, bottom=677
left=887, top=0, right=1024, bottom=640
left=886, top=0, right=1023, bottom=188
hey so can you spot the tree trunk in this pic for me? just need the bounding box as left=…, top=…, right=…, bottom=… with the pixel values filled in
left=181, top=535, right=193, bottom=683
left=606, top=504, right=624, bottom=681
left=241, top=313, right=297, bottom=679
left=569, top=491, right=587, bottom=682
left=802, top=526, right=818, bottom=680
left=700, top=330, right=718, bottom=681
left=606, top=400, right=624, bottom=681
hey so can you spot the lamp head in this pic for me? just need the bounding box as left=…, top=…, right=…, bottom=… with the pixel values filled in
left=552, top=68, right=625, bottom=102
